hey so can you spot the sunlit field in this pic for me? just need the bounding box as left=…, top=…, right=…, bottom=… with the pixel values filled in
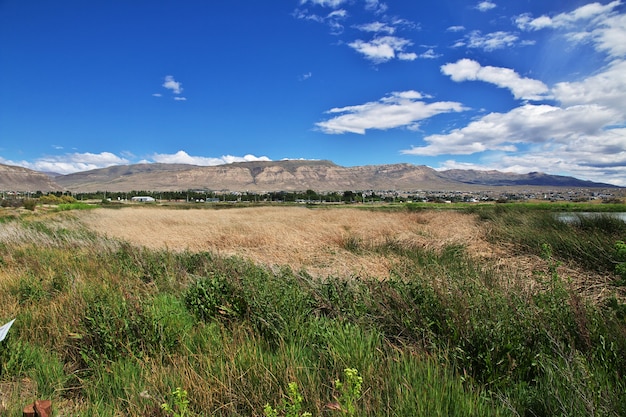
left=77, top=206, right=490, bottom=279
left=0, top=203, right=625, bottom=416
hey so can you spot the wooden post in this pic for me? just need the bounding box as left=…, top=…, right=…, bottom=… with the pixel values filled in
left=35, top=400, right=52, bottom=417
left=22, top=403, right=35, bottom=417
left=23, top=400, right=51, bottom=417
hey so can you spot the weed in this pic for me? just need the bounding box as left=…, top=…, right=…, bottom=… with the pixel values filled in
left=264, top=382, right=311, bottom=417
left=162, top=387, right=191, bottom=417
left=332, top=368, right=363, bottom=417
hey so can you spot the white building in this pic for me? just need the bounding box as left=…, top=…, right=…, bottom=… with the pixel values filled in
left=131, top=196, right=155, bottom=202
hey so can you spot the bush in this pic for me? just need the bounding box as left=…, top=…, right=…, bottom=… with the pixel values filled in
left=184, top=273, right=247, bottom=322
left=22, top=198, right=37, bottom=211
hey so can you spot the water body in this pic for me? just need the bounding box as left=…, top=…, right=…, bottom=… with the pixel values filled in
left=555, top=212, right=626, bottom=224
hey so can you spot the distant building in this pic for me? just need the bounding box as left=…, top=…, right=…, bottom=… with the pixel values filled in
left=131, top=196, right=155, bottom=202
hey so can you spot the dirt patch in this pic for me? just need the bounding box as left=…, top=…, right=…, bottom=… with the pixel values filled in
left=78, top=206, right=486, bottom=279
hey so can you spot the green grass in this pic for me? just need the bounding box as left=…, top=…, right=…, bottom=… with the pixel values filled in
left=0, top=208, right=625, bottom=416
left=470, top=205, right=626, bottom=274
left=54, top=202, right=98, bottom=211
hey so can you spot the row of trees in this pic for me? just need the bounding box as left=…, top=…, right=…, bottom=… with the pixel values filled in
left=60, top=190, right=407, bottom=204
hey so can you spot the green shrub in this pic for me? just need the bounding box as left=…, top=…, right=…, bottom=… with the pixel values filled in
left=22, top=198, right=37, bottom=211
left=184, top=273, right=247, bottom=322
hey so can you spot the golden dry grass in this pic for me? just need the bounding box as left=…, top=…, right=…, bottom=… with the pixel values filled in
left=77, top=206, right=486, bottom=279
left=75, top=205, right=616, bottom=301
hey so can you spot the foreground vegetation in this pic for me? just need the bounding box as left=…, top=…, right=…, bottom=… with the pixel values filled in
left=0, top=204, right=625, bottom=416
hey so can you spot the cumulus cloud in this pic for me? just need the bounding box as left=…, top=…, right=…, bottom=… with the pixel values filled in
left=436, top=130, right=626, bottom=186
left=150, top=150, right=271, bottom=166
left=348, top=35, right=417, bottom=63
left=4, top=152, right=131, bottom=175
left=316, top=90, right=467, bottom=134
left=162, top=75, right=183, bottom=95
left=552, top=59, right=626, bottom=111
left=515, top=1, right=622, bottom=31
left=441, top=58, right=550, bottom=100
left=588, top=12, right=626, bottom=58
left=158, top=75, right=187, bottom=100
left=514, top=1, right=625, bottom=59
left=476, top=1, right=496, bottom=12
left=2, top=150, right=276, bottom=175
left=401, top=103, right=621, bottom=155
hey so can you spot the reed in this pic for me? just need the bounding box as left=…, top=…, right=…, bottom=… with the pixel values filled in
left=0, top=205, right=624, bottom=416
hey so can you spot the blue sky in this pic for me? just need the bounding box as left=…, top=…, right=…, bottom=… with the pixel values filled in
left=1, top=1, right=625, bottom=186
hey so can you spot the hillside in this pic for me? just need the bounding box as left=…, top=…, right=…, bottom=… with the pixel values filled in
left=52, top=161, right=619, bottom=192
left=1, top=161, right=619, bottom=193
left=0, top=163, right=63, bottom=192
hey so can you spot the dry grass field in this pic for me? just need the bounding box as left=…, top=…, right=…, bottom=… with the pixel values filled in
left=2, top=204, right=624, bottom=415
left=76, top=205, right=616, bottom=300
left=77, top=206, right=491, bottom=279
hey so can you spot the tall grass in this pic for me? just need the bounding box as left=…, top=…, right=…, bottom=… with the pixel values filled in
left=0, top=207, right=624, bottom=415
left=471, top=204, right=626, bottom=274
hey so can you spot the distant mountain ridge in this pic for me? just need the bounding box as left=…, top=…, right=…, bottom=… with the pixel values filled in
left=0, top=163, right=63, bottom=192
left=0, top=161, right=618, bottom=193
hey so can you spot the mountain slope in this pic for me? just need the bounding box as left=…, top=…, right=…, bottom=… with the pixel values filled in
left=437, top=169, right=615, bottom=187
left=0, top=163, right=63, bottom=192
left=52, top=161, right=618, bottom=192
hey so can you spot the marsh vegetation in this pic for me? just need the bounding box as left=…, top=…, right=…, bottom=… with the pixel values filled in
left=0, top=203, right=625, bottom=416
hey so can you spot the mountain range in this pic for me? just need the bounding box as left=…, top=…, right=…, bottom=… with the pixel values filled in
left=0, top=160, right=619, bottom=193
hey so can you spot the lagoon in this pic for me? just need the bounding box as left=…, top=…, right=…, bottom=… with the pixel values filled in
left=555, top=212, right=626, bottom=224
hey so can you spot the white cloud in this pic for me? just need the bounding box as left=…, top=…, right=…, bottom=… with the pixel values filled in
left=162, top=75, right=183, bottom=95
left=447, top=25, right=465, bottom=32
left=365, top=0, right=388, bottom=14
left=173, top=97, right=187, bottom=101
left=150, top=150, right=271, bottom=166
left=476, top=1, right=496, bottom=12
left=516, top=1, right=622, bottom=31
left=437, top=129, right=626, bottom=186
left=355, top=21, right=395, bottom=34
left=402, top=103, right=621, bottom=155
left=3, top=152, right=131, bottom=175
left=293, top=7, right=347, bottom=34
left=299, top=72, right=313, bottom=81
left=437, top=156, right=626, bottom=186
left=515, top=2, right=626, bottom=60
left=348, top=35, right=416, bottom=63
left=441, top=58, right=550, bottom=100
left=590, top=12, right=626, bottom=58
left=316, top=90, right=467, bottom=134
left=152, top=93, right=162, bottom=97
left=300, top=0, right=346, bottom=7
left=552, top=59, right=626, bottom=112
left=419, top=49, right=440, bottom=59
left=1, top=151, right=276, bottom=175
left=464, top=30, right=519, bottom=51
